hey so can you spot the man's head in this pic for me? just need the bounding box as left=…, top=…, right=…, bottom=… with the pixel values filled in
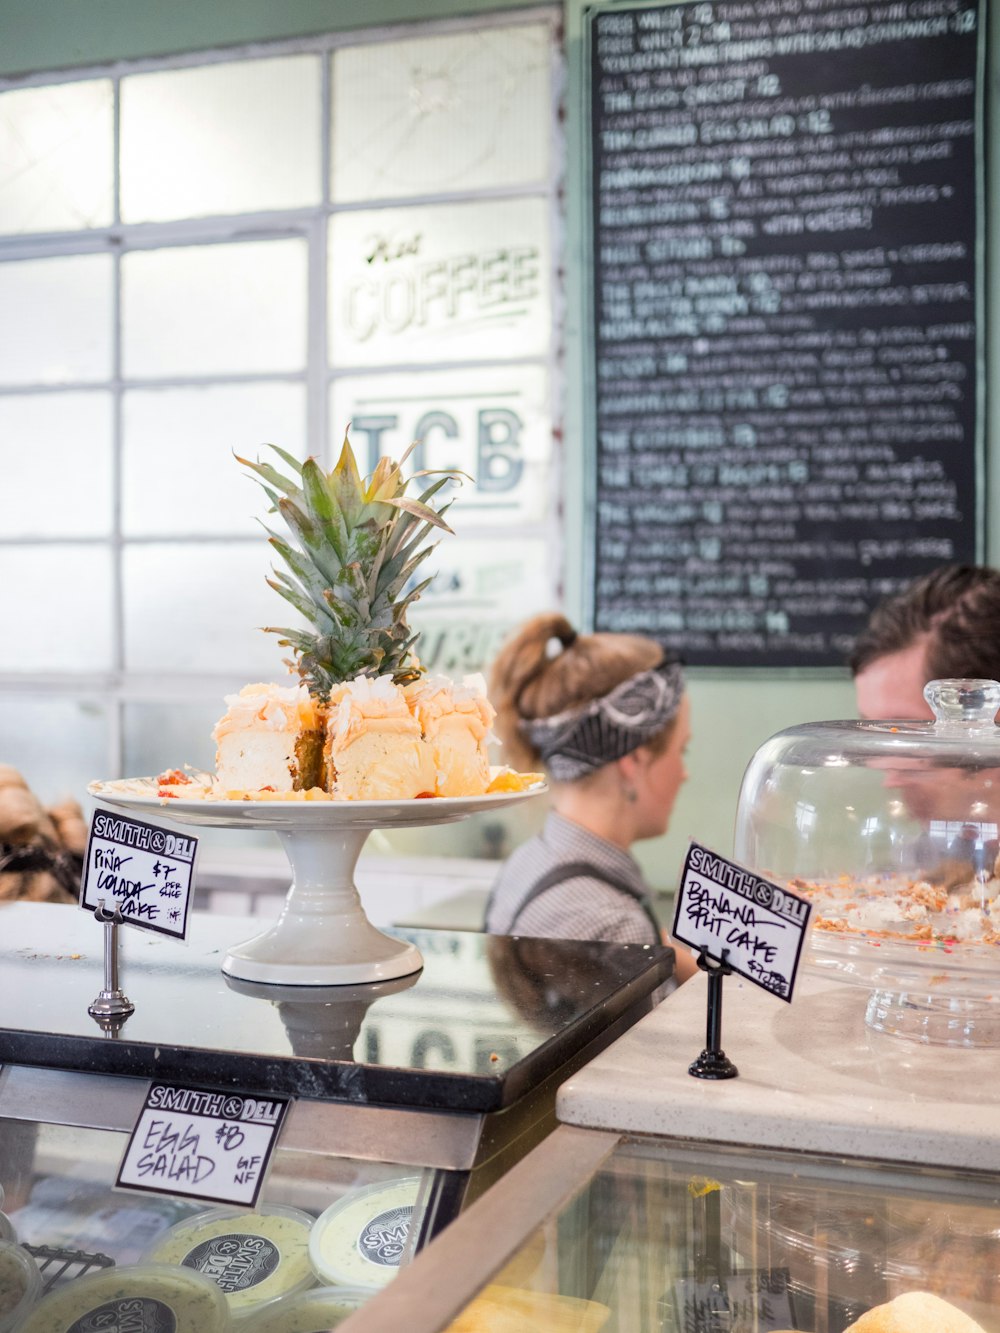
left=851, top=565, right=1000, bottom=719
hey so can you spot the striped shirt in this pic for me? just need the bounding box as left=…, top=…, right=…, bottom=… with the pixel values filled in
left=485, top=811, right=661, bottom=946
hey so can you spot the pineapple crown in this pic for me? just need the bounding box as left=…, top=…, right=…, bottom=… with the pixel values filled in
left=237, top=433, right=460, bottom=698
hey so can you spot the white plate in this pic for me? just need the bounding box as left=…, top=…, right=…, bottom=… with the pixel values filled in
left=87, top=779, right=545, bottom=830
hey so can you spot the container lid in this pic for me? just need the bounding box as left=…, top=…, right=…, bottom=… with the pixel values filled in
left=0, top=1241, right=42, bottom=1333
left=143, top=1203, right=315, bottom=1320
left=18, top=1261, right=228, bottom=1333
left=239, top=1285, right=372, bottom=1332
left=309, top=1177, right=422, bottom=1291
left=733, top=679, right=1000, bottom=996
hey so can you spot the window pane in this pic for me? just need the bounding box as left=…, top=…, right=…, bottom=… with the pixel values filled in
left=0, top=545, right=113, bottom=671
left=0, top=80, right=114, bottom=235
left=122, top=383, right=306, bottom=536
left=328, top=198, right=551, bottom=367
left=331, top=23, right=552, bottom=202
left=120, top=56, right=321, bottom=223
left=410, top=535, right=555, bottom=675
left=0, top=254, right=113, bottom=386
left=0, top=695, right=110, bottom=805
left=0, top=392, right=113, bottom=537
left=123, top=699, right=224, bottom=780
left=122, top=240, right=307, bottom=378
left=123, top=542, right=301, bottom=675
left=330, top=365, right=552, bottom=527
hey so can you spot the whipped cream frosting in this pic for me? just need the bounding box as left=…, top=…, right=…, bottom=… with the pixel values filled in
left=212, top=683, right=319, bottom=741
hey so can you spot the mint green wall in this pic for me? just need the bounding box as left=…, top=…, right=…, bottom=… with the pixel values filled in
left=1, top=0, right=992, bottom=889
left=0, top=0, right=538, bottom=76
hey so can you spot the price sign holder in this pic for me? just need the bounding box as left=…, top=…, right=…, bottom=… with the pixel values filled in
left=672, top=841, right=813, bottom=1080
left=117, top=1082, right=290, bottom=1209
left=688, top=949, right=737, bottom=1081
left=87, top=900, right=135, bottom=1030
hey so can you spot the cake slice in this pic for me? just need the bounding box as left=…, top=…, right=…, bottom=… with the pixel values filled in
left=213, top=683, right=324, bottom=794
left=404, top=673, right=496, bottom=797
left=324, top=676, right=436, bottom=801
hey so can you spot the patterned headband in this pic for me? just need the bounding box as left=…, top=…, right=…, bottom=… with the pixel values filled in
left=521, top=658, right=685, bottom=781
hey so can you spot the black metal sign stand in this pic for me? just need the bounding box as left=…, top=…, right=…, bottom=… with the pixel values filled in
left=688, top=949, right=738, bottom=1080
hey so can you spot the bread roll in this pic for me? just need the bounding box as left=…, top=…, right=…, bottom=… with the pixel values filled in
left=845, top=1291, right=987, bottom=1332
left=0, top=765, right=27, bottom=792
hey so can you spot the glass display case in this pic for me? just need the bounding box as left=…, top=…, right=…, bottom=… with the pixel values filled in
left=0, top=901, right=673, bottom=1329
left=733, top=679, right=1000, bottom=1046
left=347, top=962, right=1000, bottom=1333
left=349, top=1127, right=1000, bottom=1333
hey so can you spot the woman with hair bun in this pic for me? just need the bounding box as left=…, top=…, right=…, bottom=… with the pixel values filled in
left=484, top=613, right=696, bottom=983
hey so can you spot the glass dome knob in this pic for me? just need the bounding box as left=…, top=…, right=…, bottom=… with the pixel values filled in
left=923, top=678, right=1000, bottom=730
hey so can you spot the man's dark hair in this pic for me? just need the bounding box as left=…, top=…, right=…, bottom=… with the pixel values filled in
left=850, top=564, right=1000, bottom=680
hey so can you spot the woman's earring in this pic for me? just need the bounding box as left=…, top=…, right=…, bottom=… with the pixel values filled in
left=623, top=784, right=637, bottom=804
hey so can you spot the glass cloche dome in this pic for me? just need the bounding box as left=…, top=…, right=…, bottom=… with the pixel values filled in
left=734, top=679, right=1000, bottom=1046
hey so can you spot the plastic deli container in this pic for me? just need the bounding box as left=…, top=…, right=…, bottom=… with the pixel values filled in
left=239, top=1285, right=372, bottom=1332
left=19, top=1262, right=229, bottom=1333
left=0, top=1241, right=42, bottom=1332
left=0, top=1213, right=14, bottom=1245
left=309, top=1177, right=423, bottom=1291
left=145, top=1203, right=315, bottom=1321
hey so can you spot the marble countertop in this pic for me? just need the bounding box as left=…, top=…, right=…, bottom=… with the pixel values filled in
left=557, top=969, right=1000, bottom=1170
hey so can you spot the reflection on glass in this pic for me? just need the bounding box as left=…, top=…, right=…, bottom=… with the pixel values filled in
left=122, top=541, right=301, bottom=674
left=122, top=239, right=307, bottom=378
left=330, top=365, right=551, bottom=527
left=0, top=80, right=114, bottom=235
left=120, top=56, right=321, bottom=223
left=0, top=392, right=112, bottom=536
left=123, top=384, right=306, bottom=536
left=0, top=696, right=109, bottom=803
left=0, top=254, right=112, bottom=386
left=0, top=545, right=113, bottom=672
left=328, top=198, right=551, bottom=367
left=331, top=23, right=552, bottom=202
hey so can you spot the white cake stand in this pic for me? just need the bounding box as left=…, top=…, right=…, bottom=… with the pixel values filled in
left=88, top=784, right=544, bottom=986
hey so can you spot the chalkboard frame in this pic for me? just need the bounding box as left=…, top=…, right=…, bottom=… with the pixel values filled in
left=580, top=0, right=988, bottom=674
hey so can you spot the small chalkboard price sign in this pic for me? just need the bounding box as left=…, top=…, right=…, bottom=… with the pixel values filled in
left=118, top=1083, right=290, bottom=1208
left=672, top=842, right=812, bottom=1079
left=80, top=807, right=198, bottom=940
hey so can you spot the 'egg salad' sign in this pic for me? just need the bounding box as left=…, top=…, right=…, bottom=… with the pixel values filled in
left=671, top=842, right=812, bottom=1001
left=118, top=1082, right=289, bottom=1208
left=80, top=807, right=198, bottom=940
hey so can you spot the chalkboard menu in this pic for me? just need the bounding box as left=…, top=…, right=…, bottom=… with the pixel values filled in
left=589, top=0, right=984, bottom=666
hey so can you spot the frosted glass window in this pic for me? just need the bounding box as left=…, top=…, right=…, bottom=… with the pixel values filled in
left=0, top=80, right=113, bottom=235
left=123, top=542, right=302, bottom=674
left=0, top=545, right=113, bottom=671
left=120, top=56, right=321, bottom=223
left=122, top=383, right=306, bottom=536
left=329, top=198, right=551, bottom=367
left=123, top=699, right=226, bottom=779
left=0, top=695, right=110, bottom=804
left=0, top=254, right=113, bottom=386
left=330, top=365, right=551, bottom=527
left=0, top=393, right=113, bottom=537
left=409, top=536, right=554, bottom=675
left=122, top=239, right=307, bottom=378
left=331, top=23, right=551, bottom=201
